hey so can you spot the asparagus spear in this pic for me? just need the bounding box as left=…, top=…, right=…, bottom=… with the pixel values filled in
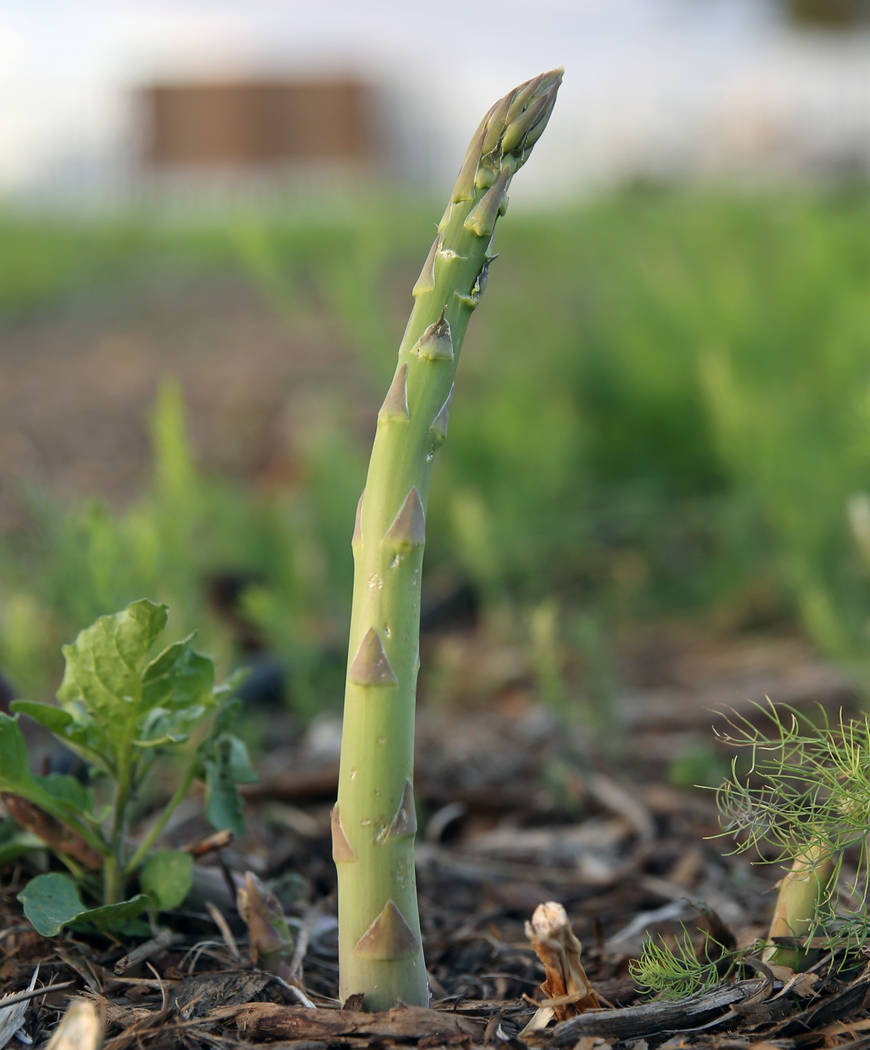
left=333, top=69, right=562, bottom=1010
left=763, top=844, right=835, bottom=968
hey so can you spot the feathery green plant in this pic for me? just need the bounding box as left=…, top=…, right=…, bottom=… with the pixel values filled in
left=630, top=928, right=733, bottom=1000
left=332, top=70, right=562, bottom=1009
left=716, top=701, right=870, bottom=967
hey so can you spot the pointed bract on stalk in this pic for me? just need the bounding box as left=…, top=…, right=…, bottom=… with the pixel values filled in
left=378, top=365, right=410, bottom=423
left=335, top=68, right=561, bottom=1011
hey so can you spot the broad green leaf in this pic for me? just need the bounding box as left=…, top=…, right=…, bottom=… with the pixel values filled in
left=0, top=822, right=45, bottom=865
left=210, top=697, right=243, bottom=737
left=0, top=714, right=35, bottom=791
left=134, top=644, right=220, bottom=748
left=133, top=707, right=198, bottom=748
left=8, top=701, right=73, bottom=736
left=203, top=757, right=243, bottom=835
left=10, top=701, right=109, bottom=772
left=223, top=735, right=257, bottom=784
left=57, top=600, right=168, bottom=723
left=202, top=733, right=256, bottom=835
left=0, top=717, right=105, bottom=855
left=18, top=873, right=149, bottom=936
left=214, top=667, right=250, bottom=700
left=142, top=637, right=214, bottom=713
left=140, top=850, right=193, bottom=910
left=129, top=709, right=193, bottom=751
left=81, top=894, right=151, bottom=930
left=18, top=873, right=83, bottom=936
left=36, top=773, right=94, bottom=815
left=197, top=700, right=256, bottom=836
left=0, top=716, right=89, bottom=819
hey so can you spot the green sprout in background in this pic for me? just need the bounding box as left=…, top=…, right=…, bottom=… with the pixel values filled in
left=715, top=702, right=870, bottom=969
left=630, top=702, right=870, bottom=1000
left=332, top=70, right=562, bottom=1010
left=0, top=599, right=255, bottom=936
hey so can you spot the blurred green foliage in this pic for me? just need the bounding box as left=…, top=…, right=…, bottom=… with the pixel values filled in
left=2, top=186, right=870, bottom=710
left=0, top=378, right=364, bottom=707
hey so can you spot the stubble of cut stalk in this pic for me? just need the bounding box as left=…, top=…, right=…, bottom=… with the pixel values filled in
left=333, top=68, right=562, bottom=1011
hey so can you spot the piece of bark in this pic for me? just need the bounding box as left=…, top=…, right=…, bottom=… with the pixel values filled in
left=1, top=794, right=102, bottom=870
left=113, top=929, right=179, bottom=975
left=526, top=980, right=760, bottom=1046
left=225, top=1002, right=483, bottom=1042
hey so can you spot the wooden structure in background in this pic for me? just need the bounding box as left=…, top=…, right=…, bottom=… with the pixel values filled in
left=142, top=77, right=375, bottom=169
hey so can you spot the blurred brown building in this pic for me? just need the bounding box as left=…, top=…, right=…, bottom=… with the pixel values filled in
left=142, top=76, right=376, bottom=171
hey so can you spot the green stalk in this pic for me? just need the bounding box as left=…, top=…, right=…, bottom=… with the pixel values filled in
left=333, top=69, right=562, bottom=1010
left=104, top=750, right=133, bottom=905
left=125, top=759, right=198, bottom=875
left=763, top=842, right=836, bottom=968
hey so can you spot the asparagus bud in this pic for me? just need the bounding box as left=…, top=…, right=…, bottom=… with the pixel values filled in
left=334, top=69, right=562, bottom=1010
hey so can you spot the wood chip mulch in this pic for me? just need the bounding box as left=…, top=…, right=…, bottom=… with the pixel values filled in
left=2, top=629, right=867, bottom=1048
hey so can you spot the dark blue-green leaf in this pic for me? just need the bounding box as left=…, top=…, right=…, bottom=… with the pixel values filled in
left=35, top=773, right=94, bottom=815
left=18, top=872, right=84, bottom=936
left=200, top=731, right=257, bottom=837
left=0, top=822, right=45, bottom=865
left=0, top=715, right=102, bottom=837
left=142, top=638, right=214, bottom=713
left=9, top=700, right=73, bottom=736
left=10, top=700, right=108, bottom=771
left=0, top=713, right=35, bottom=791
left=223, top=735, right=257, bottom=784
left=203, top=757, right=244, bottom=836
left=18, top=873, right=150, bottom=936
left=81, top=894, right=151, bottom=931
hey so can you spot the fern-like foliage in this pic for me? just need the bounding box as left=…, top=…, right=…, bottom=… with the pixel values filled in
left=714, top=700, right=870, bottom=913
left=629, top=928, right=734, bottom=1000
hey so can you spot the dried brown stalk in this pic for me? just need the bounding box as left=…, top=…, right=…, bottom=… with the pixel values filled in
left=523, top=901, right=601, bottom=1034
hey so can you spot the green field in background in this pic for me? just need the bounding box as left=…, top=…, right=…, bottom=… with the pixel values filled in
left=2, top=186, right=869, bottom=710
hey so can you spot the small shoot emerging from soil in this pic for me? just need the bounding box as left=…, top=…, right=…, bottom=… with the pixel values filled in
left=237, top=871, right=295, bottom=979
left=630, top=928, right=735, bottom=1001
left=716, top=701, right=870, bottom=969
left=333, top=69, right=562, bottom=1010
left=0, top=599, right=254, bottom=936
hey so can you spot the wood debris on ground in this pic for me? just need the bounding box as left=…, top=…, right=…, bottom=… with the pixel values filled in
left=1, top=635, right=868, bottom=1048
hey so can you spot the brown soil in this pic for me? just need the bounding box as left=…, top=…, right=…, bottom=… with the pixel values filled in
left=1, top=622, right=864, bottom=1049
left=0, top=272, right=376, bottom=529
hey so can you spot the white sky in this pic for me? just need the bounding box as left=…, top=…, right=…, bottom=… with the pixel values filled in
left=2, top=0, right=870, bottom=200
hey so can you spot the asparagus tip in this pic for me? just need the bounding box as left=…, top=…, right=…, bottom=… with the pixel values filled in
left=449, top=67, right=562, bottom=230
